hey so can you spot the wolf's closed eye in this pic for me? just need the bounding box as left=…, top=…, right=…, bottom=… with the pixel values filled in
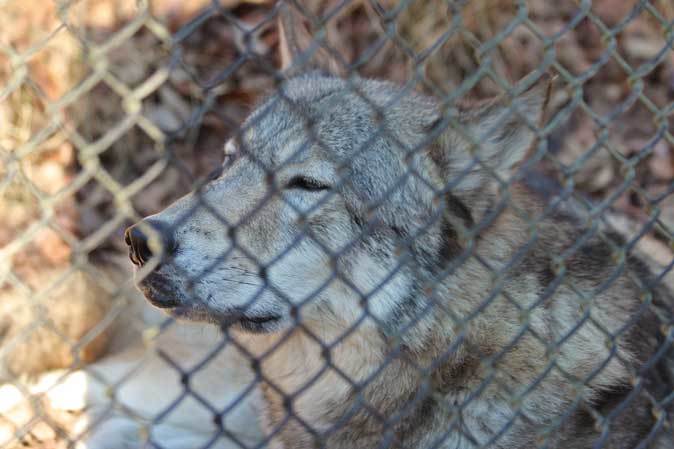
left=206, top=166, right=224, bottom=181
left=286, top=176, right=330, bottom=191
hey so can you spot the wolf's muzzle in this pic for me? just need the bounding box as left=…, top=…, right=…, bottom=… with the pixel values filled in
left=124, top=220, right=176, bottom=267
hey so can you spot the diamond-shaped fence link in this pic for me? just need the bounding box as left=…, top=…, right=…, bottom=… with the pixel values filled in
left=0, top=0, right=673, bottom=448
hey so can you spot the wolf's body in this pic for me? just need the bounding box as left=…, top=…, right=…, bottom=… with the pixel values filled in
left=120, top=5, right=674, bottom=447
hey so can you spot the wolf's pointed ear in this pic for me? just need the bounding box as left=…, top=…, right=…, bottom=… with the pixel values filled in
left=278, top=1, right=344, bottom=76
left=435, top=79, right=548, bottom=191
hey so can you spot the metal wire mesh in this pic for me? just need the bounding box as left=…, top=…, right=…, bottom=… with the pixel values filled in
left=0, top=0, right=673, bottom=448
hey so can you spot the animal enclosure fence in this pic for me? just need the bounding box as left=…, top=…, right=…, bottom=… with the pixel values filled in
left=1, top=0, right=673, bottom=447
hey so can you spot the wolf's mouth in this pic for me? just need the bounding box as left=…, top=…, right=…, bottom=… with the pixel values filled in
left=171, top=305, right=281, bottom=332
left=146, top=296, right=281, bottom=332
left=169, top=304, right=279, bottom=323
left=237, top=314, right=281, bottom=333
left=239, top=315, right=278, bottom=324
left=137, top=275, right=281, bottom=332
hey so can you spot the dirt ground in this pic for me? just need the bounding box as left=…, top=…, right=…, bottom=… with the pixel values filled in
left=0, top=0, right=673, bottom=447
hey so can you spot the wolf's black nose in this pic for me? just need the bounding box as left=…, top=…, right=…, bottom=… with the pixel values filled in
left=124, top=221, right=175, bottom=266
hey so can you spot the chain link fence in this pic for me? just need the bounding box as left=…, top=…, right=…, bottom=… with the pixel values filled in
left=1, top=0, right=673, bottom=447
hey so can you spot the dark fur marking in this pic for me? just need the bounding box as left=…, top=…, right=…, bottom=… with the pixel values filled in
left=382, top=381, right=440, bottom=446
left=438, top=217, right=462, bottom=266
left=593, top=384, right=633, bottom=414
left=516, top=245, right=556, bottom=289
left=568, top=230, right=652, bottom=287
left=431, top=354, right=481, bottom=396
left=445, top=193, right=474, bottom=229
left=494, top=115, right=523, bottom=146
left=539, top=262, right=556, bottom=288
left=567, top=237, right=615, bottom=281
left=426, top=140, right=450, bottom=174
left=627, top=254, right=654, bottom=286
left=345, top=202, right=365, bottom=230
left=579, top=239, right=613, bottom=263
left=383, top=289, right=425, bottom=336
left=436, top=192, right=472, bottom=266
left=391, top=225, right=408, bottom=239
left=396, top=395, right=436, bottom=436
left=605, top=230, right=626, bottom=246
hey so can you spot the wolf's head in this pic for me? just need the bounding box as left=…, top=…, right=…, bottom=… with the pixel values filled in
left=125, top=3, right=544, bottom=334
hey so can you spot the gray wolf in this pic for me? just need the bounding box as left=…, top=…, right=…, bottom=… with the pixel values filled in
left=122, top=2, right=674, bottom=448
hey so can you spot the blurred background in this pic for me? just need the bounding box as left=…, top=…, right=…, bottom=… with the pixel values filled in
left=0, top=0, right=673, bottom=446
